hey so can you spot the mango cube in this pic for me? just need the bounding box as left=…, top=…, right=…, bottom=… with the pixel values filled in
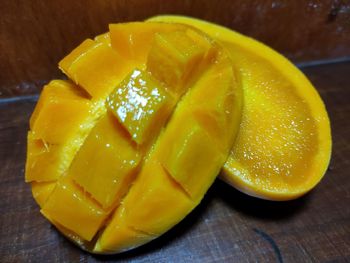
left=109, top=22, right=181, bottom=63
left=59, top=39, right=134, bottom=98
left=106, top=69, right=174, bottom=144
left=146, top=31, right=208, bottom=95
left=94, top=206, right=153, bottom=253
left=97, top=159, right=192, bottom=248
left=41, top=178, right=108, bottom=241
left=186, top=57, right=239, bottom=151
left=157, top=117, right=223, bottom=199
left=68, top=113, right=140, bottom=209
left=25, top=132, right=64, bottom=182
left=30, top=80, right=91, bottom=144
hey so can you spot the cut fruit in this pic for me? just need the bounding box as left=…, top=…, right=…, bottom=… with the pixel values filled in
left=25, top=132, right=62, bottom=182
left=147, top=30, right=210, bottom=95
left=147, top=15, right=332, bottom=201
left=29, top=80, right=92, bottom=144
left=68, top=113, right=141, bottom=209
left=26, top=22, right=241, bottom=254
left=106, top=69, right=174, bottom=145
left=59, top=39, right=134, bottom=99
left=109, top=22, right=185, bottom=63
left=41, top=178, right=108, bottom=241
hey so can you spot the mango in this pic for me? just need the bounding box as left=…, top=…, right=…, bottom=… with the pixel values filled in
left=41, top=177, right=108, bottom=241
left=147, top=15, right=332, bottom=201
left=106, top=69, right=174, bottom=145
left=68, top=113, right=140, bottom=209
left=29, top=80, right=91, bottom=144
left=59, top=39, right=134, bottom=99
left=26, top=22, right=242, bottom=253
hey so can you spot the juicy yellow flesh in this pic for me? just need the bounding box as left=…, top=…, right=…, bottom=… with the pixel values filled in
left=30, top=81, right=92, bottom=144
left=68, top=113, right=140, bottom=209
left=109, top=22, right=184, bottom=63
left=96, top=160, right=193, bottom=251
left=59, top=39, right=134, bottom=99
left=226, top=46, right=318, bottom=191
left=41, top=178, right=108, bottom=241
left=106, top=69, right=174, bottom=145
left=26, top=132, right=62, bottom=182
left=147, top=30, right=207, bottom=95
left=27, top=22, right=240, bottom=253
left=147, top=15, right=331, bottom=200
left=158, top=117, right=222, bottom=199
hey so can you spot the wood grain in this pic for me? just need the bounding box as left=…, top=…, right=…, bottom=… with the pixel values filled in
left=0, top=61, right=349, bottom=262
left=1, top=0, right=350, bottom=97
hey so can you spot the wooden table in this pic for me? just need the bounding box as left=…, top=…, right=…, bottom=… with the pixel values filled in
left=0, top=61, right=349, bottom=262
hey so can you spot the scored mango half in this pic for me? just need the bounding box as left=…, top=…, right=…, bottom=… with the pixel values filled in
left=148, top=15, right=332, bottom=201
left=26, top=22, right=242, bottom=253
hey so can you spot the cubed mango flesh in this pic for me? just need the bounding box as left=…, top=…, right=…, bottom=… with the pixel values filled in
left=30, top=80, right=91, bottom=144
left=25, top=132, right=64, bottom=182
left=41, top=178, right=108, bottom=241
left=157, top=117, right=223, bottom=199
left=26, top=22, right=241, bottom=253
left=68, top=113, right=140, bottom=209
left=147, top=30, right=209, bottom=96
left=59, top=39, right=134, bottom=99
left=96, top=159, right=192, bottom=252
left=106, top=69, right=174, bottom=145
left=109, top=22, right=184, bottom=63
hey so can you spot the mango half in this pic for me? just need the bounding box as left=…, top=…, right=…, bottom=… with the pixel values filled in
left=26, top=22, right=242, bottom=253
left=148, top=16, right=332, bottom=201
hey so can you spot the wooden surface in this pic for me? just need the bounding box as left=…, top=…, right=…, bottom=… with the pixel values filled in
left=1, top=0, right=350, bottom=97
left=0, top=61, right=349, bottom=262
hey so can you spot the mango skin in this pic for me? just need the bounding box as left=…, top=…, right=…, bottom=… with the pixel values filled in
left=26, top=22, right=242, bottom=254
left=147, top=15, right=332, bottom=201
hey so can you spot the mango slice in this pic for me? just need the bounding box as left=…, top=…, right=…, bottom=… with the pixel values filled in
left=148, top=15, right=332, bottom=201
left=26, top=22, right=241, bottom=253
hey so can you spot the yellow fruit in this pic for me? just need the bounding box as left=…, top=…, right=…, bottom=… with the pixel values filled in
left=147, top=15, right=332, bottom=201
left=26, top=22, right=242, bottom=253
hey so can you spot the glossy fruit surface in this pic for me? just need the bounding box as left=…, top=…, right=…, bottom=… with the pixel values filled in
left=148, top=15, right=332, bottom=201
left=26, top=22, right=242, bottom=253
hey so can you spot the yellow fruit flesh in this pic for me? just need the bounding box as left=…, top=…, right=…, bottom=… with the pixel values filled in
left=29, top=80, right=92, bottom=144
left=25, top=80, right=94, bottom=182
left=147, top=30, right=208, bottom=95
left=59, top=39, right=135, bottom=99
left=31, top=182, right=56, bottom=207
left=41, top=178, right=108, bottom=241
left=109, top=22, right=185, bottom=63
left=106, top=69, right=175, bottom=145
left=68, top=113, right=140, bottom=209
left=27, top=22, right=241, bottom=253
left=147, top=15, right=332, bottom=200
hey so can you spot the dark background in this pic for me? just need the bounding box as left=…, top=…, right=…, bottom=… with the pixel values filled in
left=0, top=0, right=349, bottom=97
left=0, top=1, right=349, bottom=262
